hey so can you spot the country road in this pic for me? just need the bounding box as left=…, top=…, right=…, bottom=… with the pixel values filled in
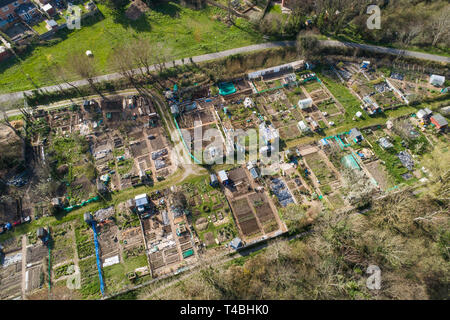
left=322, top=40, right=450, bottom=64
left=0, top=39, right=448, bottom=105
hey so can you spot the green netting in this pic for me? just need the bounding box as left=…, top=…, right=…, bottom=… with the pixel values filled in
left=63, top=196, right=100, bottom=212
left=183, top=249, right=194, bottom=258
left=218, top=82, right=236, bottom=96
left=341, top=154, right=360, bottom=170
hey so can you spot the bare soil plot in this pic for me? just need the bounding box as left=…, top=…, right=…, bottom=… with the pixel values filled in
left=228, top=167, right=248, bottom=182
left=310, top=89, right=329, bottom=101
left=204, top=232, right=215, bottom=246
left=149, top=251, right=165, bottom=270
left=97, top=222, right=119, bottom=260
left=365, top=160, right=390, bottom=190
left=239, top=218, right=260, bottom=236
left=248, top=193, right=276, bottom=224
left=0, top=236, right=22, bottom=253
left=120, top=225, right=142, bottom=244
left=0, top=252, right=22, bottom=300
left=231, top=198, right=253, bottom=221
left=26, top=244, right=48, bottom=265
left=130, top=141, right=148, bottom=157
left=198, top=109, right=215, bottom=124
left=230, top=197, right=261, bottom=237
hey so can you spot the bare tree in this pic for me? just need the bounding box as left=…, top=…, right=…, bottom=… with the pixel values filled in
left=296, top=33, right=321, bottom=61
left=111, top=45, right=142, bottom=93
left=65, top=51, right=104, bottom=98
left=48, top=63, right=84, bottom=98
left=429, top=7, right=450, bottom=47
left=341, top=167, right=377, bottom=207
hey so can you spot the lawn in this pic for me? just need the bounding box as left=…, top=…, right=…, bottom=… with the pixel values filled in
left=365, top=131, right=413, bottom=184
left=317, top=71, right=362, bottom=120
left=103, top=254, right=150, bottom=295
left=0, top=2, right=263, bottom=94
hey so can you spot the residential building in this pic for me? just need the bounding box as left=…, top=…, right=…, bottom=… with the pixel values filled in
left=14, top=2, right=38, bottom=22
left=0, top=0, right=27, bottom=29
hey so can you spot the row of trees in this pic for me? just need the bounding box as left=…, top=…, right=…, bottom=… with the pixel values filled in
left=254, top=0, right=449, bottom=49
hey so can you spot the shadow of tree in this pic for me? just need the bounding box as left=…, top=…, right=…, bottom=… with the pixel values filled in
left=150, top=1, right=182, bottom=18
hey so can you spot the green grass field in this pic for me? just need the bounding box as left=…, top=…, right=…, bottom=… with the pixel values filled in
left=0, top=3, right=263, bottom=94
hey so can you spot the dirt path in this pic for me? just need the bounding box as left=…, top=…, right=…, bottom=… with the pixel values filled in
left=20, top=235, right=27, bottom=299
left=151, top=90, right=207, bottom=181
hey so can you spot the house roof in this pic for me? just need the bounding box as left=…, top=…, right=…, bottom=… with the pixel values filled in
left=430, top=74, right=445, bottom=83
left=424, top=108, right=433, bottom=115
left=218, top=170, right=228, bottom=182
left=378, top=137, right=393, bottom=149
left=416, top=109, right=427, bottom=119
left=15, top=2, right=36, bottom=14
left=249, top=167, right=259, bottom=179
left=46, top=19, right=57, bottom=27
left=0, top=0, right=16, bottom=8
left=431, top=113, right=448, bottom=127
left=298, top=98, right=312, bottom=109
left=135, top=194, right=148, bottom=206
left=230, top=237, right=242, bottom=248
left=349, top=128, right=362, bottom=139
